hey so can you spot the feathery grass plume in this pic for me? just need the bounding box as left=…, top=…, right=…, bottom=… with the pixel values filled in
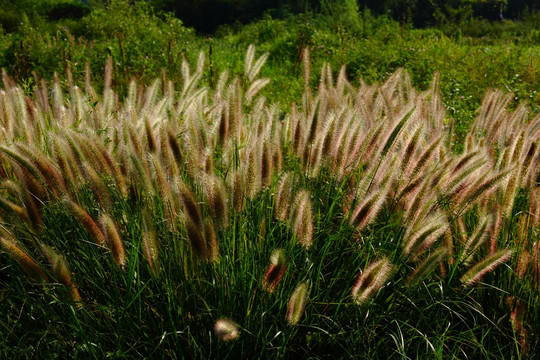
left=34, top=76, right=50, bottom=114
left=81, top=162, right=113, bottom=210
left=0, top=195, right=28, bottom=222
left=304, top=96, right=323, bottom=154
left=90, top=136, right=127, bottom=196
left=289, top=104, right=303, bottom=152
left=244, top=45, right=268, bottom=83
left=142, top=213, right=159, bottom=273
left=216, top=106, right=230, bottom=147
left=403, top=179, right=431, bottom=226
left=75, top=135, right=115, bottom=177
left=185, top=216, right=207, bottom=260
left=64, top=200, right=106, bottom=246
left=244, top=44, right=256, bottom=81
left=144, top=117, right=156, bottom=153
left=379, top=106, right=415, bottom=160
left=464, top=134, right=475, bottom=153
left=443, top=160, right=487, bottom=200
left=126, top=122, right=144, bottom=159
left=402, top=137, right=442, bottom=190
left=291, top=190, right=314, bottom=249
left=262, top=249, right=287, bottom=293
left=245, top=78, right=270, bottom=106
left=515, top=250, right=530, bottom=280
left=510, top=130, right=526, bottom=165
left=274, top=172, right=294, bottom=222
left=17, top=177, right=43, bottom=231
left=461, top=248, right=513, bottom=286
left=533, top=240, right=540, bottom=291
left=129, top=152, right=154, bottom=195
left=403, top=217, right=447, bottom=260
left=336, top=125, right=363, bottom=177
left=358, top=124, right=384, bottom=165
left=64, top=132, right=86, bottom=169
left=149, top=154, right=178, bottom=228
left=203, top=219, right=219, bottom=262
left=399, top=124, right=423, bottom=175
left=498, top=171, right=522, bottom=220
left=214, top=318, right=240, bottom=342
left=496, top=144, right=512, bottom=171
left=349, top=187, right=387, bottom=231
left=461, top=215, right=491, bottom=265
left=506, top=296, right=530, bottom=354
left=229, top=78, right=243, bottom=136
left=352, top=257, right=394, bottom=306
left=16, top=144, right=66, bottom=195
left=149, top=152, right=170, bottom=197
left=179, top=182, right=202, bottom=228
left=329, top=119, right=351, bottom=166
left=167, top=128, right=184, bottom=165
left=11, top=155, right=48, bottom=201
left=519, top=141, right=538, bottom=187
left=52, top=136, right=78, bottom=187
left=41, top=244, right=82, bottom=304
left=530, top=187, right=540, bottom=229
left=245, top=143, right=261, bottom=199
left=489, top=206, right=503, bottom=254
left=287, top=282, right=309, bottom=325
left=100, top=214, right=126, bottom=269
left=158, top=127, right=180, bottom=179
left=260, top=138, right=273, bottom=187
left=350, top=160, right=394, bottom=230
left=203, top=174, right=228, bottom=227
left=1, top=236, right=48, bottom=282
left=302, top=47, right=311, bottom=94
left=271, top=132, right=283, bottom=174
left=201, top=147, right=214, bottom=174
left=0, top=146, right=48, bottom=193
left=52, top=73, right=65, bottom=123
left=229, top=170, right=244, bottom=212
left=451, top=151, right=481, bottom=176
left=406, top=246, right=448, bottom=287
left=308, top=117, right=334, bottom=177
left=335, top=65, right=349, bottom=99
left=443, top=229, right=455, bottom=265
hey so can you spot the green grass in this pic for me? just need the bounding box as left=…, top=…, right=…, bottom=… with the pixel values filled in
left=0, top=46, right=539, bottom=358
left=0, top=2, right=539, bottom=359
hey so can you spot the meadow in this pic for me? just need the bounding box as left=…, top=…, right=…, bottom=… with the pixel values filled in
left=0, top=1, right=539, bottom=359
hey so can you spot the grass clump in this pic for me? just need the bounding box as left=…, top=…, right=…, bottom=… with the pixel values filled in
left=0, top=47, right=539, bottom=359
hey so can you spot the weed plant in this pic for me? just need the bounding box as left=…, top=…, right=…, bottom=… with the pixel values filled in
left=0, top=47, right=539, bottom=359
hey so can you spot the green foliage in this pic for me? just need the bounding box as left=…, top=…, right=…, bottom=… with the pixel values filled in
left=0, top=0, right=195, bottom=91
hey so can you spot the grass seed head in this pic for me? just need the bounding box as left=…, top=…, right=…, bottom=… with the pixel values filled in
left=41, top=244, right=82, bottom=304
left=287, top=282, right=309, bottom=325
left=461, top=248, right=513, bottom=286
left=100, top=214, right=126, bottom=269
left=214, top=318, right=240, bottom=341
left=262, top=249, right=287, bottom=293
left=352, top=258, right=394, bottom=306
left=291, top=190, right=314, bottom=249
left=274, top=172, right=293, bottom=222
left=1, top=236, right=48, bottom=282
left=65, top=200, right=106, bottom=246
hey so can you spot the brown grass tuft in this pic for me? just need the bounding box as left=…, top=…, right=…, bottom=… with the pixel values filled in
left=1, top=236, right=48, bottom=282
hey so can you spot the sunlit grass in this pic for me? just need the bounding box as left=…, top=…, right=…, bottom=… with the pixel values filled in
left=0, top=46, right=538, bottom=358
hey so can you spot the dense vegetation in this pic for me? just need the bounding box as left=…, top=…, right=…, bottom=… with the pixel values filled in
left=0, top=1, right=539, bottom=358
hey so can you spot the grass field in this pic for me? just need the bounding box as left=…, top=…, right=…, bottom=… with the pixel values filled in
left=1, top=2, right=539, bottom=359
